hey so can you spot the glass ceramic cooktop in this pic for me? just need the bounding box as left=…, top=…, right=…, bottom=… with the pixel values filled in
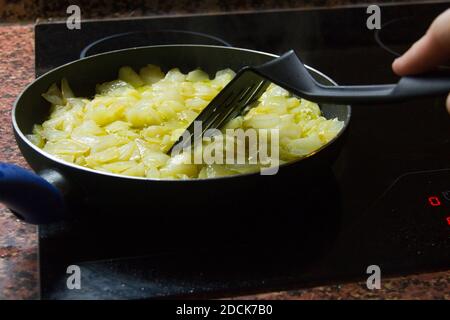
left=35, top=2, right=450, bottom=299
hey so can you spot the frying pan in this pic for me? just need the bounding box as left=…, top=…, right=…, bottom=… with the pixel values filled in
left=0, top=45, right=350, bottom=224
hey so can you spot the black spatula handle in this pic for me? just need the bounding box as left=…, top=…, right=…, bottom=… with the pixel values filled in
left=252, top=50, right=450, bottom=104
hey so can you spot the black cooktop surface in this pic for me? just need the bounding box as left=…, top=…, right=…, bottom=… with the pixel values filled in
left=36, top=2, right=450, bottom=299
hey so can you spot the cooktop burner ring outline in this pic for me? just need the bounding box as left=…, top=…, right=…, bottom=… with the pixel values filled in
left=374, top=15, right=450, bottom=68
left=374, top=17, right=410, bottom=58
left=80, top=29, right=233, bottom=58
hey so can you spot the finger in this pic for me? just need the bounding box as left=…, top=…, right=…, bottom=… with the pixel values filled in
left=447, top=93, right=450, bottom=115
left=393, top=9, right=450, bottom=76
left=392, top=35, right=447, bottom=75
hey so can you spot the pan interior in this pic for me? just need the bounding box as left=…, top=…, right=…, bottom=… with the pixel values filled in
left=14, top=45, right=350, bottom=149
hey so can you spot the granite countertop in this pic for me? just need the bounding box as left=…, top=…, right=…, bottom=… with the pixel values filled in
left=0, top=23, right=449, bottom=300
left=0, top=0, right=422, bottom=22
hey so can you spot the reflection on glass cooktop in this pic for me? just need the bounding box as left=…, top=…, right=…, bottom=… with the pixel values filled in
left=79, top=29, right=232, bottom=58
left=35, top=2, right=450, bottom=299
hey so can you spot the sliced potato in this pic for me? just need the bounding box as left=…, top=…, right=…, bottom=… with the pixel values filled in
left=139, top=64, right=164, bottom=85
left=119, top=66, right=145, bottom=88
left=32, top=67, right=343, bottom=179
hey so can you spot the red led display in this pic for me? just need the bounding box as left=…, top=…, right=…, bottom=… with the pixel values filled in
left=428, top=196, right=441, bottom=207
left=447, top=217, right=450, bottom=226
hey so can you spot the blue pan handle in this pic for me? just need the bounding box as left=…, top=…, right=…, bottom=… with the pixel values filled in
left=0, top=163, right=66, bottom=224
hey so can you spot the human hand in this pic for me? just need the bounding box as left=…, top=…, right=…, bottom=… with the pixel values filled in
left=392, top=9, right=450, bottom=114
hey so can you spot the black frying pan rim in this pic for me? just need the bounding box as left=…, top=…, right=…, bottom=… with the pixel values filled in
left=12, top=44, right=352, bottom=182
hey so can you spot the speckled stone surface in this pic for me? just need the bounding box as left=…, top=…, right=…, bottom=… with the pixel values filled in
left=233, top=271, right=450, bottom=299
left=0, top=23, right=449, bottom=300
left=0, top=0, right=440, bottom=22
left=0, top=24, right=38, bottom=300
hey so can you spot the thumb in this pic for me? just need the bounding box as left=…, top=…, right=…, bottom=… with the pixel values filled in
left=392, top=9, right=450, bottom=76
left=447, top=93, right=450, bottom=114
